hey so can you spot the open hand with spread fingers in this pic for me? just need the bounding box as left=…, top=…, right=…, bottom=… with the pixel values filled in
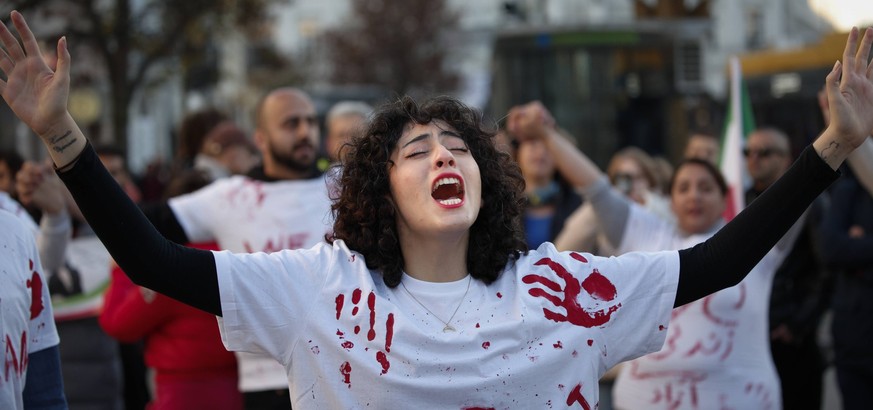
left=816, top=27, right=873, bottom=168
left=0, top=11, right=84, bottom=168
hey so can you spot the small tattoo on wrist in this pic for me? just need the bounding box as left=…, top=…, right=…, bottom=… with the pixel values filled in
left=820, top=141, right=840, bottom=161
left=48, top=130, right=72, bottom=145
left=51, top=131, right=77, bottom=153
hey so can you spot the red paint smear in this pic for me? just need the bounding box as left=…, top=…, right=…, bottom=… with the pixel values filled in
left=475, top=323, right=480, bottom=328
left=496, top=292, right=503, bottom=298
left=27, top=270, right=44, bottom=319
left=659, top=325, right=666, bottom=331
left=566, top=383, right=592, bottom=410
left=553, top=341, right=563, bottom=349
left=340, top=361, right=352, bottom=387
left=352, top=288, right=362, bottom=304
left=570, top=252, right=588, bottom=263
left=385, top=313, right=395, bottom=352
left=335, top=294, right=345, bottom=320
left=580, top=269, right=616, bottom=301
left=352, top=288, right=362, bottom=316
left=587, top=339, right=593, bottom=346
left=376, top=351, right=390, bottom=374
left=354, top=325, right=361, bottom=334
left=482, top=341, right=491, bottom=349
left=367, top=292, right=377, bottom=341
left=463, top=407, right=496, bottom=410
left=337, top=329, right=345, bottom=338
left=342, top=341, right=354, bottom=349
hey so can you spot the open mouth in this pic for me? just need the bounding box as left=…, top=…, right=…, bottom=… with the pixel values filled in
left=431, top=175, right=465, bottom=206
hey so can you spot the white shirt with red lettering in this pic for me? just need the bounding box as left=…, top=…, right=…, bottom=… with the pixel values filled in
left=611, top=205, right=795, bottom=410
left=0, top=210, right=60, bottom=410
left=169, top=175, right=333, bottom=392
left=215, top=240, right=679, bottom=409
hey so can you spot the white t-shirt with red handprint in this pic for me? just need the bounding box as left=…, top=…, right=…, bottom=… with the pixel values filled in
left=214, top=240, right=679, bottom=409
left=169, top=175, right=334, bottom=392
left=612, top=205, right=796, bottom=410
left=0, top=210, right=60, bottom=410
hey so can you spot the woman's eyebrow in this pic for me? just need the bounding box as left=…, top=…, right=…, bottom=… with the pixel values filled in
left=401, top=133, right=430, bottom=148
left=439, top=130, right=461, bottom=139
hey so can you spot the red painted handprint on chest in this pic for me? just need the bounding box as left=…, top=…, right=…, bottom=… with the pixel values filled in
left=522, top=252, right=621, bottom=327
left=333, top=288, right=395, bottom=387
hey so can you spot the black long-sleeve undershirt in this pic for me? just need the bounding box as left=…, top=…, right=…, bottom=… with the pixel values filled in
left=139, top=201, right=189, bottom=245
left=59, top=144, right=220, bottom=315
left=58, top=142, right=839, bottom=316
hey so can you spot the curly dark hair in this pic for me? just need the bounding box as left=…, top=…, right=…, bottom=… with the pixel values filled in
left=328, top=96, right=528, bottom=288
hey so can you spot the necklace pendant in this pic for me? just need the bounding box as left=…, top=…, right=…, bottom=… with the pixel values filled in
left=442, top=324, right=456, bottom=333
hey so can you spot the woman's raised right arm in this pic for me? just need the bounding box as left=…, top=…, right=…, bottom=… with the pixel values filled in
left=0, top=11, right=221, bottom=315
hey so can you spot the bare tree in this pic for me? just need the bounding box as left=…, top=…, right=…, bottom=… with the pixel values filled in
left=1, top=0, right=285, bottom=150
left=321, top=0, right=460, bottom=97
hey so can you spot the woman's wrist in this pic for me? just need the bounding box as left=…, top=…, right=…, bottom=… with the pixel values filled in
left=40, top=113, right=87, bottom=170
left=813, top=127, right=854, bottom=170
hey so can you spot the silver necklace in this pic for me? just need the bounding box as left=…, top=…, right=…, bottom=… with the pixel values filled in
left=401, top=275, right=471, bottom=333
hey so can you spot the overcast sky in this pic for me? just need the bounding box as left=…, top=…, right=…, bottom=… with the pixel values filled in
left=810, top=0, right=873, bottom=30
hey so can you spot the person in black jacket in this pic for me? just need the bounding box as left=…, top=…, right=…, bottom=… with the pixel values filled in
left=820, top=168, right=873, bottom=410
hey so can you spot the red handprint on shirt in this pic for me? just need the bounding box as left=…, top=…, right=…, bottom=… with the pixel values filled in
left=334, top=289, right=395, bottom=385
left=522, top=253, right=621, bottom=328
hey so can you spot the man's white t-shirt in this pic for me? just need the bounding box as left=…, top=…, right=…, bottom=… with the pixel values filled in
left=0, top=192, right=39, bottom=232
left=0, top=191, right=70, bottom=274
left=169, top=175, right=333, bottom=391
left=0, top=210, right=61, bottom=410
left=214, top=240, right=679, bottom=408
left=612, top=205, right=796, bottom=410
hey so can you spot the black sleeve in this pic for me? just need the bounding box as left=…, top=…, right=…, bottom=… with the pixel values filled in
left=58, top=143, right=222, bottom=316
left=139, top=201, right=189, bottom=244
left=674, top=145, right=840, bottom=307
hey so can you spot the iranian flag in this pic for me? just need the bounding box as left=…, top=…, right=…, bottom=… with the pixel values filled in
left=719, top=57, right=756, bottom=221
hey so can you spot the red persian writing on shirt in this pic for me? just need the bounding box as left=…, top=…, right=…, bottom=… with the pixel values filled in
left=629, top=283, right=750, bottom=409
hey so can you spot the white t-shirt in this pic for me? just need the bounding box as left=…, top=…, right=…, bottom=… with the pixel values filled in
left=169, top=175, right=333, bottom=391
left=0, top=210, right=61, bottom=410
left=214, top=240, right=679, bottom=408
left=0, top=192, right=38, bottom=232
left=0, top=191, right=71, bottom=273
left=612, top=205, right=797, bottom=410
